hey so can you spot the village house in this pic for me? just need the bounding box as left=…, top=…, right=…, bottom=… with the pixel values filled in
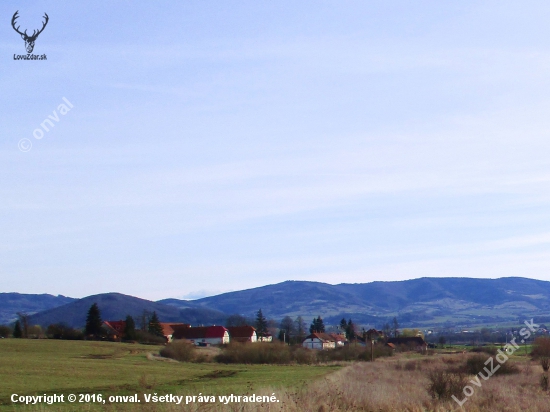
left=365, top=329, right=385, bottom=340
left=103, top=320, right=125, bottom=340
left=227, top=326, right=257, bottom=343
left=103, top=320, right=190, bottom=342
left=302, top=333, right=337, bottom=350
left=329, top=333, right=347, bottom=347
left=172, top=325, right=230, bottom=345
left=160, top=323, right=190, bottom=342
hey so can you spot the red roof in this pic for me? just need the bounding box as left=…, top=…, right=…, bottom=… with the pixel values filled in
left=160, top=323, right=190, bottom=337
left=104, top=321, right=190, bottom=338
left=173, top=326, right=228, bottom=340
left=104, top=321, right=125, bottom=334
left=328, top=333, right=347, bottom=342
left=227, top=326, right=256, bottom=339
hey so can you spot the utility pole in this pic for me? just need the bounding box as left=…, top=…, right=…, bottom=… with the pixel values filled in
left=371, top=339, right=374, bottom=362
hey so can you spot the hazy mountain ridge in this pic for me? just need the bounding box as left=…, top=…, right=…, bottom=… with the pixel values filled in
left=4, top=277, right=550, bottom=328
left=0, top=293, right=76, bottom=325
left=27, top=293, right=227, bottom=328
left=187, top=277, right=550, bottom=327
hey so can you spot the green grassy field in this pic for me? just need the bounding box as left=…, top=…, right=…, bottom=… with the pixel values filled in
left=0, top=340, right=340, bottom=409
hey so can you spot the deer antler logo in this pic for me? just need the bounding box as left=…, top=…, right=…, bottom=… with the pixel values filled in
left=11, top=11, right=49, bottom=54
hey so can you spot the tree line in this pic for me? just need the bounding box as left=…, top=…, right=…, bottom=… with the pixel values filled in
left=0, top=304, right=402, bottom=344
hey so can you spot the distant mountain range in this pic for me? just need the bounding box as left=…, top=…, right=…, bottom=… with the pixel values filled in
left=27, top=293, right=227, bottom=328
left=174, top=277, right=550, bottom=327
left=3, top=277, right=550, bottom=329
left=0, top=293, right=75, bottom=325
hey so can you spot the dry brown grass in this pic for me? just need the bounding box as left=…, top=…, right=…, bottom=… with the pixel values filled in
left=26, top=353, right=550, bottom=412
left=190, top=355, right=550, bottom=412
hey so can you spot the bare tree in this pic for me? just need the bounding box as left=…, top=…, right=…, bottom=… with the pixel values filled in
left=279, top=316, right=295, bottom=343
left=17, top=312, right=29, bottom=338
left=295, top=316, right=307, bottom=341
left=392, top=317, right=399, bottom=338
left=226, top=314, right=248, bottom=327
left=138, top=310, right=151, bottom=332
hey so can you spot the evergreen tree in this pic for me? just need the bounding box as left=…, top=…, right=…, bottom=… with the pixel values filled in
left=148, top=312, right=164, bottom=337
left=316, top=316, right=325, bottom=333
left=310, top=316, right=325, bottom=333
left=340, top=318, right=348, bottom=336
left=309, top=318, right=316, bottom=334
left=85, top=303, right=103, bottom=338
left=123, top=315, right=136, bottom=341
left=13, top=320, right=22, bottom=338
left=255, top=309, right=268, bottom=337
left=346, top=319, right=356, bottom=340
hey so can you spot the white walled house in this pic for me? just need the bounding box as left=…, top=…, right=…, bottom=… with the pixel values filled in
left=227, top=326, right=257, bottom=343
left=302, top=333, right=337, bottom=350
left=173, top=326, right=230, bottom=345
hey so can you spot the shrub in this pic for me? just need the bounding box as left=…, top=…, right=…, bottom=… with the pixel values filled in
left=541, top=357, right=550, bottom=372
left=541, top=374, right=549, bottom=391
left=533, top=337, right=550, bottom=358
left=215, top=342, right=292, bottom=364
left=46, top=323, right=84, bottom=340
left=464, top=354, right=489, bottom=374
left=135, top=330, right=166, bottom=344
left=404, top=361, right=419, bottom=371
left=471, top=346, right=497, bottom=356
left=427, top=369, right=466, bottom=400
left=160, top=340, right=195, bottom=362
left=291, top=347, right=318, bottom=364
left=317, top=345, right=364, bottom=362
left=463, top=354, right=519, bottom=376
left=497, top=359, right=519, bottom=374
left=0, top=325, right=12, bottom=338
left=315, top=344, right=392, bottom=363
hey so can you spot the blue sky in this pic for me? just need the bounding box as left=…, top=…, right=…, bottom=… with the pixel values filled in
left=3, top=1, right=550, bottom=300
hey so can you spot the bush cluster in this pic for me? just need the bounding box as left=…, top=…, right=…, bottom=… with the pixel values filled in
left=215, top=342, right=293, bottom=364
left=427, top=369, right=467, bottom=400
left=0, top=325, right=12, bottom=338
left=317, top=345, right=392, bottom=362
left=133, top=330, right=166, bottom=345
left=212, top=342, right=392, bottom=365
left=46, top=324, right=84, bottom=340
left=463, top=354, right=519, bottom=375
left=160, top=340, right=196, bottom=362
left=470, top=346, right=497, bottom=355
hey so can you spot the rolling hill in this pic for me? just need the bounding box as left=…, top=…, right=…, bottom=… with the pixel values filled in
left=165, top=277, right=550, bottom=327
left=0, top=293, right=75, bottom=325
left=27, top=293, right=227, bottom=328
left=4, top=277, right=550, bottom=329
